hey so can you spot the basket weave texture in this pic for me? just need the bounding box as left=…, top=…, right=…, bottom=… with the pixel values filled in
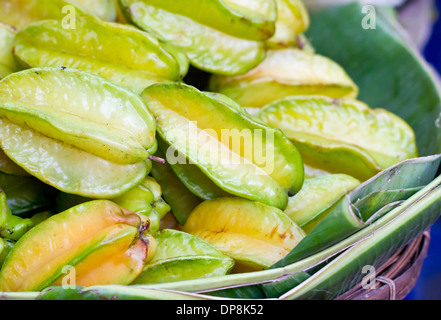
left=336, top=230, right=431, bottom=300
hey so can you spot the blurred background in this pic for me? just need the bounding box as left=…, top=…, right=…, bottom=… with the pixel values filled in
left=307, top=0, right=441, bottom=300
left=404, top=0, right=441, bottom=300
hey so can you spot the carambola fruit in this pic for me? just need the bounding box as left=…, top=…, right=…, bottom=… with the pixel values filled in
left=13, top=15, right=189, bottom=94
left=0, top=150, right=29, bottom=176
left=0, top=67, right=157, bottom=198
left=0, top=0, right=116, bottom=30
left=266, top=0, right=310, bottom=49
left=256, top=96, right=418, bottom=181
left=112, top=176, right=171, bottom=233
left=56, top=175, right=171, bottom=233
left=132, top=229, right=234, bottom=284
left=183, top=197, right=305, bottom=271
left=0, top=200, right=156, bottom=292
left=0, top=189, right=33, bottom=241
left=55, top=176, right=170, bottom=233
left=209, top=48, right=359, bottom=108
left=0, top=238, right=14, bottom=268
left=141, top=82, right=304, bottom=210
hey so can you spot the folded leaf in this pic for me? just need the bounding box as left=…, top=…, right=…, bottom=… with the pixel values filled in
left=271, top=154, right=441, bottom=267
left=281, top=179, right=441, bottom=300
left=36, top=285, right=221, bottom=300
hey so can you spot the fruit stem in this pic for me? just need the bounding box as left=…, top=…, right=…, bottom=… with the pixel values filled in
left=148, top=155, right=166, bottom=164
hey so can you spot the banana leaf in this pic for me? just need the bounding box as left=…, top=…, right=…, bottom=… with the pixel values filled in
left=224, top=3, right=441, bottom=298
left=271, top=155, right=441, bottom=268
left=280, top=182, right=441, bottom=300
left=9, top=161, right=441, bottom=300
left=306, top=2, right=441, bottom=157
left=2, top=2, right=441, bottom=300
left=36, top=286, right=227, bottom=301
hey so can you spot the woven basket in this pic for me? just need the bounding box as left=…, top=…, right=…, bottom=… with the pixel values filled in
left=335, top=230, right=431, bottom=300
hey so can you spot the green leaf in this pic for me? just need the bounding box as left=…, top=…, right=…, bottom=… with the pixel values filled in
left=36, top=285, right=226, bottom=300
left=305, top=3, right=441, bottom=157
left=280, top=180, right=441, bottom=300
left=3, top=2, right=441, bottom=301
left=5, top=157, right=441, bottom=300
left=271, top=154, right=441, bottom=268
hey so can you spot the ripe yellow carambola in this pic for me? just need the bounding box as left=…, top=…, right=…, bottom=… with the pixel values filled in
left=0, top=200, right=156, bottom=292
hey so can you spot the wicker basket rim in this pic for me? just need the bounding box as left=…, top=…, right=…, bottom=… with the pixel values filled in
left=335, top=230, right=431, bottom=300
